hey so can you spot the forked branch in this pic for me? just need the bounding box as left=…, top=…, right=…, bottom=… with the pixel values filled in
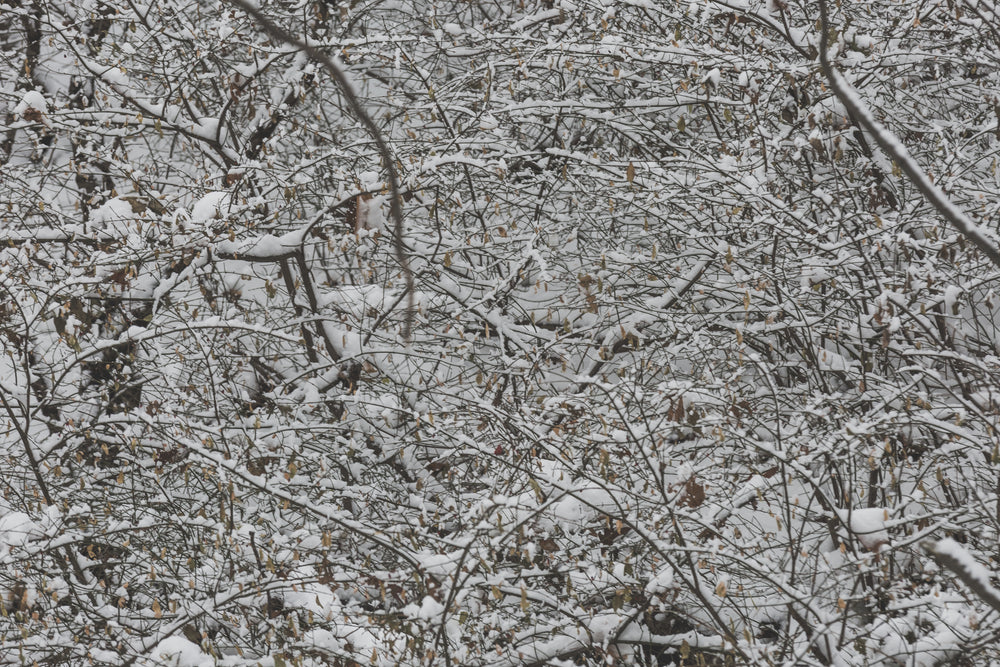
left=226, top=0, right=416, bottom=339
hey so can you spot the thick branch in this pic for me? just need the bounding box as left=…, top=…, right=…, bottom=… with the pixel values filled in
left=924, top=539, right=1000, bottom=614
left=816, top=0, right=1000, bottom=269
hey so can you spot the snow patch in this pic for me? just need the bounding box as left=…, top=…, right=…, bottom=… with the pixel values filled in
left=147, top=637, right=213, bottom=667
left=837, top=507, right=890, bottom=552
left=14, top=90, right=47, bottom=116
left=190, top=191, right=230, bottom=222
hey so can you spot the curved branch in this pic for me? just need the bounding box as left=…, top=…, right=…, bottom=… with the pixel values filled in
left=226, top=0, right=416, bottom=339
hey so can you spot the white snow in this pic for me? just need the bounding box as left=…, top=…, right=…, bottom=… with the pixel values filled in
left=147, top=637, right=213, bottom=667
left=14, top=90, right=47, bottom=115
left=837, top=507, right=890, bottom=552
left=189, top=191, right=229, bottom=222
left=823, top=62, right=1000, bottom=267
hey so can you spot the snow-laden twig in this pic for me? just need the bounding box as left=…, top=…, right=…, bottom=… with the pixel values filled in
left=817, top=0, right=1000, bottom=269
left=924, top=538, right=1000, bottom=614
left=226, top=0, right=416, bottom=340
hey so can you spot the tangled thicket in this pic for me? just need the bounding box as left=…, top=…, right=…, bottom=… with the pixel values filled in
left=4, top=0, right=1000, bottom=664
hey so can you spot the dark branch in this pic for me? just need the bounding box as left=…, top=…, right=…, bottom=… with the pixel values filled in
left=226, top=0, right=416, bottom=339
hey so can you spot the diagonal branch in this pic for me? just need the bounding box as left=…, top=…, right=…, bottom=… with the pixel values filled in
left=226, top=0, right=416, bottom=339
left=924, top=539, right=1000, bottom=614
left=816, top=0, right=1000, bottom=269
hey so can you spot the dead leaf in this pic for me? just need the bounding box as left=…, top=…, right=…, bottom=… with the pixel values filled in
left=681, top=476, right=705, bottom=508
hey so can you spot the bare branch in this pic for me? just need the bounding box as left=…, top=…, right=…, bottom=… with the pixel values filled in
left=226, top=0, right=416, bottom=339
left=816, top=0, right=1000, bottom=269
